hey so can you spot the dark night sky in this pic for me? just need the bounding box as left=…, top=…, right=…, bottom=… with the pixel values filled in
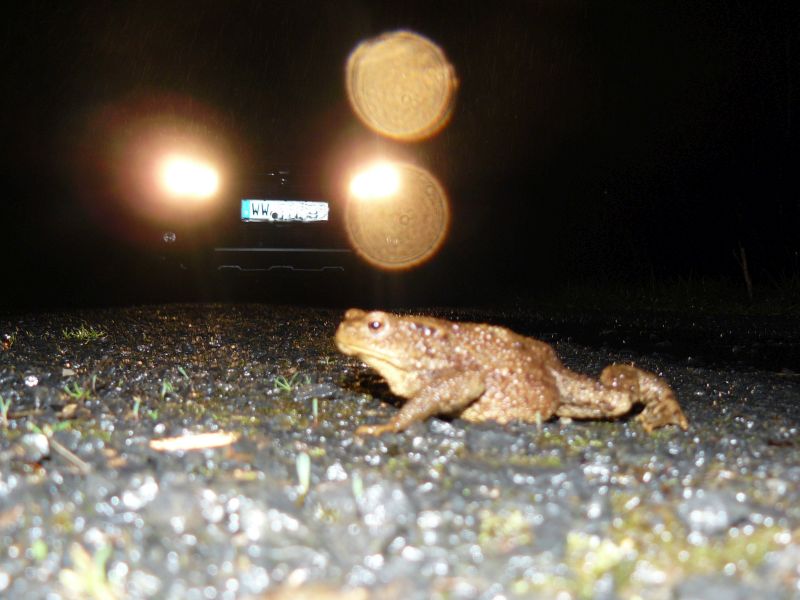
left=2, top=1, right=798, bottom=306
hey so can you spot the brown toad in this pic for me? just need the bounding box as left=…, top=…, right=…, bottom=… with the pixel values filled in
left=335, top=309, right=688, bottom=436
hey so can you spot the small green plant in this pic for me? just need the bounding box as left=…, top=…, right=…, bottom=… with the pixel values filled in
left=58, top=543, right=117, bottom=600
left=130, top=396, right=158, bottom=421
left=26, top=421, right=70, bottom=435
left=274, top=372, right=310, bottom=392
left=160, top=379, right=175, bottom=400
left=311, top=397, right=319, bottom=425
left=177, top=366, right=190, bottom=380
left=131, top=396, right=142, bottom=420
left=62, top=325, right=106, bottom=342
left=64, top=382, right=91, bottom=401
left=0, top=394, right=11, bottom=425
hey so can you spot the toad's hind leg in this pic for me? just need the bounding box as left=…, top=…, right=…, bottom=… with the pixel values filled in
left=601, top=364, right=688, bottom=432
left=553, top=364, right=688, bottom=432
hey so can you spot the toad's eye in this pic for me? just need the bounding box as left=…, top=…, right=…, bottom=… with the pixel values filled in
left=368, top=320, right=383, bottom=331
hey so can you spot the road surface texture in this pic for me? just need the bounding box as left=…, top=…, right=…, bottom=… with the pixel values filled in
left=0, top=303, right=798, bottom=599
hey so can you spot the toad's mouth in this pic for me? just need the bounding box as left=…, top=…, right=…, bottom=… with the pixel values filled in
left=335, top=340, right=407, bottom=370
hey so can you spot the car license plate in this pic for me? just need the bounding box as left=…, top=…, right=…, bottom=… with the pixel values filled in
left=241, top=199, right=329, bottom=223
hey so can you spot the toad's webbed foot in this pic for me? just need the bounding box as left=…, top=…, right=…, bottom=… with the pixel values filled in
left=636, top=395, right=689, bottom=432
left=600, top=364, right=688, bottom=432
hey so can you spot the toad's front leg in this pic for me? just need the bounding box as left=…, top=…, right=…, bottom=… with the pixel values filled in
left=356, top=371, right=485, bottom=436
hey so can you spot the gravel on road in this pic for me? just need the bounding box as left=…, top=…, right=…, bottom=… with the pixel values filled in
left=0, top=303, right=798, bottom=599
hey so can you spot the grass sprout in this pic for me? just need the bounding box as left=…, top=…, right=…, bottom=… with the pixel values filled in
left=62, top=325, right=106, bottom=342
left=0, top=394, right=11, bottom=425
left=160, top=379, right=175, bottom=400
left=27, top=421, right=71, bottom=435
left=131, top=396, right=142, bottom=420
left=64, top=382, right=91, bottom=401
left=132, top=396, right=158, bottom=421
left=275, top=372, right=310, bottom=392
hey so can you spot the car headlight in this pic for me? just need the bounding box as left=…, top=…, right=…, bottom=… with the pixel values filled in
left=344, top=160, right=449, bottom=270
left=158, top=154, right=220, bottom=201
left=348, top=162, right=401, bottom=200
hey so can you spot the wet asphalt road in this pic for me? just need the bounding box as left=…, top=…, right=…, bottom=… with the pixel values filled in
left=0, top=303, right=798, bottom=599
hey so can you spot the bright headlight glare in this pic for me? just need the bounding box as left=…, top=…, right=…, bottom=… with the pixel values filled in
left=349, top=162, right=400, bottom=200
left=160, top=155, right=219, bottom=199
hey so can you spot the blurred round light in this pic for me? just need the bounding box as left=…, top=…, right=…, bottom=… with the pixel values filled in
left=345, top=162, right=449, bottom=270
left=349, top=162, right=401, bottom=200
left=346, top=30, right=458, bottom=141
left=159, top=155, right=219, bottom=199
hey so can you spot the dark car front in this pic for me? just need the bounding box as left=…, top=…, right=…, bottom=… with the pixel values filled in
left=159, top=167, right=355, bottom=275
